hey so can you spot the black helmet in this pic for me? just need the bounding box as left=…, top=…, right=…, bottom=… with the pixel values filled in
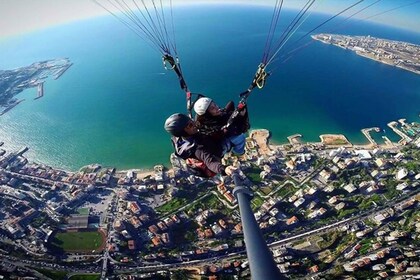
left=164, top=113, right=190, bottom=137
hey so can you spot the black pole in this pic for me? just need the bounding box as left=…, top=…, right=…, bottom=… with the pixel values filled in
left=232, top=174, right=284, bottom=280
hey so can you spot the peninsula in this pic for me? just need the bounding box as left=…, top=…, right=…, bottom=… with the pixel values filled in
left=312, top=33, right=420, bottom=75
left=0, top=58, right=72, bottom=115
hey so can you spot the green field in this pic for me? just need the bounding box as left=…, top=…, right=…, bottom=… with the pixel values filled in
left=50, top=231, right=104, bottom=252
left=77, top=208, right=90, bottom=215
left=34, top=268, right=67, bottom=280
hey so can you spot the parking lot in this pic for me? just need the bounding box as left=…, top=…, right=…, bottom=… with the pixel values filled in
left=78, top=189, right=116, bottom=225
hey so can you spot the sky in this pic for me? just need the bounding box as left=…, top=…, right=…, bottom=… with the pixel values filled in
left=0, top=0, right=419, bottom=38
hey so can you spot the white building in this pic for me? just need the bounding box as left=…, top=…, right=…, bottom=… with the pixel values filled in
left=344, top=183, right=357, bottom=193
left=396, top=168, right=408, bottom=180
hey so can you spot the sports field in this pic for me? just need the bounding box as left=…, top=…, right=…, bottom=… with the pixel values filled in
left=50, top=230, right=105, bottom=252
left=77, top=208, right=90, bottom=215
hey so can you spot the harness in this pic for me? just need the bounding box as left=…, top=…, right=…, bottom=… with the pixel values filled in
left=171, top=136, right=216, bottom=178
left=163, top=54, right=204, bottom=119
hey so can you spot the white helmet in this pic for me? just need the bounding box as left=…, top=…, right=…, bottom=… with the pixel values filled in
left=193, top=97, right=212, bottom=116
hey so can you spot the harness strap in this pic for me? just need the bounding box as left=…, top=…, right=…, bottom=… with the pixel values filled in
left=163, top=54, right=188, bottom=92
left=163, top=54, right=192, bottom=117
left=222, top=63, right=269, bottom=131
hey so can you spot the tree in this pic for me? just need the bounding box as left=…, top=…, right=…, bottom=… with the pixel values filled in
left=171, top=269, right=195, bottom=280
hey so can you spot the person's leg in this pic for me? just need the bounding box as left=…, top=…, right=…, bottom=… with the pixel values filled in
left=222, top=138, right=232, bottom=156
left=230, top=133, right=246, bottom=155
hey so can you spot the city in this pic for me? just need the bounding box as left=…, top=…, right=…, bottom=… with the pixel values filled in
left=0, top=115, right=419, bottom=279
left=0, top=58, right=72, bottom=115
left=312, top=34, right=420, bottom=75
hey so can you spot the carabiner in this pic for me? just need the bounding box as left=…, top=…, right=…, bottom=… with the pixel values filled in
left=162, top=54, right=176, bottom=70
left=252, top=63, right=268, bottom=89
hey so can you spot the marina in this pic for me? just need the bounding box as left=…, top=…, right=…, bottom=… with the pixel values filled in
left=387, top=121, right=413, bottom=144
left=361, top=127, right=381, bottom=147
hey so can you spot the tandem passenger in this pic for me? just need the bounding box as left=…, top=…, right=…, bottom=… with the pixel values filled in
left=193, top=97, right=249, bottom=157
left=164, top=113, right=236, bottom=178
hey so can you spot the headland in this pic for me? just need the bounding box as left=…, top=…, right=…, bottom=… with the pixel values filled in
left=312, top=33, right=420, bottom=75
left=0, top=58, right=72, bottom=115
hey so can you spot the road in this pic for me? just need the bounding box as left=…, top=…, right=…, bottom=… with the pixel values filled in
left=113, top=190, right=420, bottom=273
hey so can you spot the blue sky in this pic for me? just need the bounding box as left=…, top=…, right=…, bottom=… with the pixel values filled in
left=0, top=0, right=419, bottom=37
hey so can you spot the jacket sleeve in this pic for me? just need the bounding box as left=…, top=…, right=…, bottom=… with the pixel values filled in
left=224, top=101, right=235, bottom=113
left=195, top=148, right=226, bottom=175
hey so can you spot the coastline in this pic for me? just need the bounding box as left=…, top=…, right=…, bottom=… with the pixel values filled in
left=251, top=117, right=419, bottom=154
left=0, top=99, right=25, bottom=116
left=2, top=115, right=417, bottom=181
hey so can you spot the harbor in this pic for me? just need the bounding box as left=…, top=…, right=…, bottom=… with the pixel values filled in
left=387, top=121, right=413, bottom=144
left=0, top=58, right=72, bottom=116
left=53, top=62, right=73, bottom=80
left=361, top=127, right=381, bottom=147
left=312, top=34, right=420, bottom=75
left=283, top=119, right=420, bottom=150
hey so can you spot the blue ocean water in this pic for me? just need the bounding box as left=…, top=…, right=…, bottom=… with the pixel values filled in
left=0, top=5, right=419, bottom=171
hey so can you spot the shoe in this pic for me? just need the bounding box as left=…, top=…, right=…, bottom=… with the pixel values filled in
left=232, top=152, right=247, bottom=162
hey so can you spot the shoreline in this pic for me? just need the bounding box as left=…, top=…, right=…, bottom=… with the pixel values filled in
left=3, top=116, right=418, bottom=174
left=0, top=99, right=25, bottom=116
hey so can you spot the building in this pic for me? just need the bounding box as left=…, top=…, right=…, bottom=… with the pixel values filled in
left=67, top=214, right=89, bottom=229
left=128, top=240, right=136, bottom=250
left=344, top=183, right=357, bottom=193
left=286, top=216, right=299, bottom=225
left=335, top=202, right=346, bottom=211
left=396, top=168, right=408, bottom=180
left=114, top=220, right=125, bottom=231
left=128, top=201, right=141, bottom=214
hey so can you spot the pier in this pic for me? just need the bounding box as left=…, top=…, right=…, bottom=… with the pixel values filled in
left=17, top=147, right=29, bottom=156
left=398, top=118, right=407, bottom=126
left=361, top=127, right=380, bottom=146
left=287, top=134, right=302, bottom=145
left=387, top=121, right=413, bottom=144
left=382, top=136, right=394, bottom=146
left=53, top=63, right=73, bottom=80
left=35, top=82, right=44, bottom=100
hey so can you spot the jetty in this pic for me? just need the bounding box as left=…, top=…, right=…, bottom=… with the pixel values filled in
left=53, top=62, right=73, bottom=80
left=382, top=136, right=394, bottom=147
left=287, top=134, right=302, bottom=145
left=361, top=127, right=380, bottom=146
left=387, top=121, right=412, bottom=143
left=34, top=82, right=44, bottom=100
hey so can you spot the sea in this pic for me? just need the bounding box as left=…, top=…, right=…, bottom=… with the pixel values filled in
left=0, top=5, right=419, bottom=171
